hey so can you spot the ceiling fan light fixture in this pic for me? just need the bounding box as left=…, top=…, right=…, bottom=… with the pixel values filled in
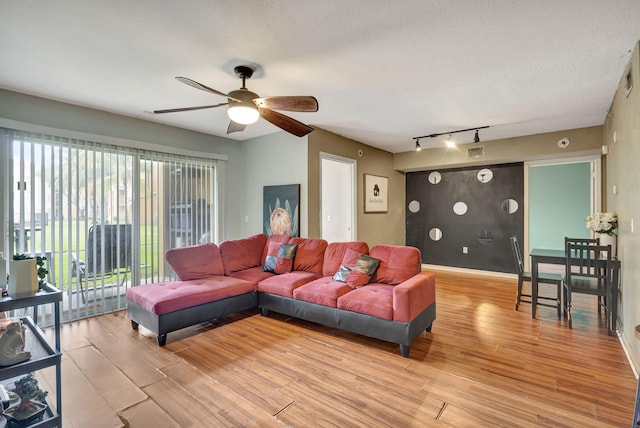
left=227, top=88, right=261, bottom=125
left=227, top=105, right=260, bottom=125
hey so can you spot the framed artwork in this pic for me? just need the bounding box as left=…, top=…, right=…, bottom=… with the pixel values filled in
left=263, top=184, right=300, bottom=236
left=364, top=174, right=388, bottom=213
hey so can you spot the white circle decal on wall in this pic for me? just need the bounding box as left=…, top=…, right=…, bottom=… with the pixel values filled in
left=477, top=169, right=493, bottom=183
left=428, top=171, right=442, bottom=184
left=408, top=200, right=421, bottom=213
left=453, top=201, right=468, bottom=215
left=429, top=227, right=443, bottom=241
left=501, top=199, right=519, bottom=214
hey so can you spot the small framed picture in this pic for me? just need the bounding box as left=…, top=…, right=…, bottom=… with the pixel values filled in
left=364, top=174, right=388, bottom=213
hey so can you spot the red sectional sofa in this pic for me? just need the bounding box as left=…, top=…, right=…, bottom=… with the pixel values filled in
left=126, top=234, right=436, bottom=357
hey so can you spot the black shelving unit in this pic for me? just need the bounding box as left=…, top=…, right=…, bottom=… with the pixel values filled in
left=0, top=284, right=61, bottom=427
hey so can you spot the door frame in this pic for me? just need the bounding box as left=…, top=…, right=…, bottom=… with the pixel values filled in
left=524, top=154, right=601, bottom=270
left=319, top=152, right=357, bottom=241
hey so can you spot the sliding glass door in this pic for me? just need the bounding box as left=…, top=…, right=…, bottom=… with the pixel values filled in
left=2, top=128, right=217, bottom=324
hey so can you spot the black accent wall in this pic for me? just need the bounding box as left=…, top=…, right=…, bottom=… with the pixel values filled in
left=406, top=163, right=524, bottom=273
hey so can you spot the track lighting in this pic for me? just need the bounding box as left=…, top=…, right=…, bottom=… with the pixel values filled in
left=412, top=125, right=489, bottom=150
left=444, top=134, right=455, bottom=147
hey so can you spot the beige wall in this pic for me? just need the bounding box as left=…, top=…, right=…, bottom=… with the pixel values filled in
left=308, top=128, right=405, bottom=246
left=604, top=41, right=640, bottom=373
left=394, top=126, right=602, bottom=172
left=239, top=131, right=309, bottom=239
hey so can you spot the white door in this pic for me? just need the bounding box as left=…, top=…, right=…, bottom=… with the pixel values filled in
left=320, top=153, right=356, bottom=242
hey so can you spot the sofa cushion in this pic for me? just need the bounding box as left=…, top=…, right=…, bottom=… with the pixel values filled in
left=228, top=266, right=275, bottom=285
left=126, top=276, right=255, bottom=315
left=263, top=243, right=298, bottom=274
left=165, top=243, right=225, bottom=280
left=293, top=277, right=353, bottom=307
left=261, top=234, right=291, bottom=264
left=220, top=234, right=268, bottom=275
left=336, top=284, right=394, bottom=320
left=289, top=238, right=328, bottom=275
left=322, top=241, right=369, bottom=277
left=369, top=245, right=421, bottom=285
left=257, top=271, right=320, bottom=297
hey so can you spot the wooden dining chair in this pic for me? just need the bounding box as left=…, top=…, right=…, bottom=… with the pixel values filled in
left=510, top=236, right=563, bottom=318
left=564, top=236, right=605, bottom=314
left=563, top=241, right=613, bottom=333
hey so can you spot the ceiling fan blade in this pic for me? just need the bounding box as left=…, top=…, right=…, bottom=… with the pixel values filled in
left=227, top=121, right=246, bottom=134
left=253, top=96, right=318, bottom=112
left=175, top=77, right=241, bottom=102
left=260, top=108, right=315, bottom=137
left=153, top=103, right=228, bottom=114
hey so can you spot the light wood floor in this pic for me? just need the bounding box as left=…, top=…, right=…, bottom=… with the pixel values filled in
left=36, top=270, right=637, bottom=427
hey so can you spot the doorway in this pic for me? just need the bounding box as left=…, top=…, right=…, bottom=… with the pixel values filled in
left=320, top=153, right=356, bottom=242
left=525, top=156, right=600, bottom=262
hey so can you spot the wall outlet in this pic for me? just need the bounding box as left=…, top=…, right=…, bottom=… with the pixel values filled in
left=244, top=216, right=249, bottom=223
left=631, top=218, right=634, bottom=234
left=462, top=246, right=468, bottom=254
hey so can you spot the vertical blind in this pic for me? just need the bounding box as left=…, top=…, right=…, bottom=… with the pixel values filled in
left=1, top=128, right=218, bottom=325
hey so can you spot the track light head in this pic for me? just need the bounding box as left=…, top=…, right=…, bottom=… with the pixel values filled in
left=444, top=134, right=455, bottom=148
left=415, top=139, right=421, bottom=152
left=474, top=129, right=480, bottom=143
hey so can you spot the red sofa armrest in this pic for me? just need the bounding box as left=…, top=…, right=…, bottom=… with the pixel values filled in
left=392, top=271, right=436, bottom=323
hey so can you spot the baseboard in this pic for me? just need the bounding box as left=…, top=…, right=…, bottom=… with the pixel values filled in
left=422, top=264, right=516, bottom=279
left=619, top=323, right=640, bottom=379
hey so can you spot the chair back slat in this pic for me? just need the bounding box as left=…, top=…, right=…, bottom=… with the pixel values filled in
left=509, top=236, right=524, bottom=276
left=565, top=242, right=611, bottom=283
left=564, top=237, right=599, bottom=246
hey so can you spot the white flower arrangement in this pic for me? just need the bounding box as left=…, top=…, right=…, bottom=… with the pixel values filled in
left=585, top=212, right=618, bottom=236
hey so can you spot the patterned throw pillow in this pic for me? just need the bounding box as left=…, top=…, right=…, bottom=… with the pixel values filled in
left=332, top=265, right=353, bottom=282
left=263, top=243, right=298, bottom=274
left=332, top=253, right=380, bottom=288
left=345, top=254, right=380, bottom=288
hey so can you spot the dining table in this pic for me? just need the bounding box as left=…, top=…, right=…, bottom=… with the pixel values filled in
left=529, top=248, right=621, bottom=334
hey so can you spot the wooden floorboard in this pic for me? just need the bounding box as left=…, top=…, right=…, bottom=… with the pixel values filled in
left=35, top=269, right=637, bottom=427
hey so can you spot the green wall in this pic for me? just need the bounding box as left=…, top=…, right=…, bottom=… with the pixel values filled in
left=528, top=162, right=591, bottom=251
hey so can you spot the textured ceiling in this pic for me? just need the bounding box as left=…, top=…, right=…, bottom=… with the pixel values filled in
left=2, top=1, right=639, bottom=153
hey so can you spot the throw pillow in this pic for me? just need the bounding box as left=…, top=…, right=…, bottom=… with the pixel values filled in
left=332, top=265, right=353, bottom=282
left=332, top=248, right=364, bottom=283
left=263, top=243, right=298, bottom=274
left=345, top=254, right=380, bottom=288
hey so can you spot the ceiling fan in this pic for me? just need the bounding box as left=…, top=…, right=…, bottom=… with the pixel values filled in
left=153, top=65, right=319, bottom=137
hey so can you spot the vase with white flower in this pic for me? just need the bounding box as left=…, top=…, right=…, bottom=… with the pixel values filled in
left=585, top=212, right=618, bottom=256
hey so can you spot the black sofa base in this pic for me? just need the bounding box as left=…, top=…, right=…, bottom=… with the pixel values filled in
left=127, top=291, right=258, bottom=346
left=127, top=288, right=435, bottom=357
left=258, top=292, right=435, bottom=357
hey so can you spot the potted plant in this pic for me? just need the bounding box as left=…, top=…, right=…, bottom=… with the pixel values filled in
left=7, top=254, right=45, bottom=299
left=585, top=211, right=618, bottom=255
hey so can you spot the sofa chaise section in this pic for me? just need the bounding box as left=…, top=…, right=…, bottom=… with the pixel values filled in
left=126, top=243, right=258, bottom=345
